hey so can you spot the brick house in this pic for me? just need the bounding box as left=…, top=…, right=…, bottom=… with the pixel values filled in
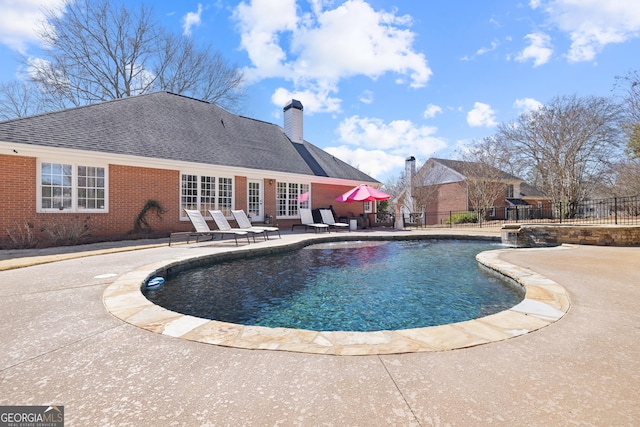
left=403, top=157, right=548, bottom=225
left=0, top=92, right=378, bottom=247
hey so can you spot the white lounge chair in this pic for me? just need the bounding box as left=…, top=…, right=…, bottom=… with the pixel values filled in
left=319, top=209, right=350, bottom=231
left=169, top=209, right=251, bottom=246
left=291, top=208, right=329, bottom=233
left=231, top=210, right=281, bottom=239
left=208, top=210, right=266, bottom=241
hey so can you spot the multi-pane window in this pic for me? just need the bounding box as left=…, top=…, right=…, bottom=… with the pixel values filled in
left=218, top=177, right=233, bottom=216
left=39, top=162, right=106, bottom=211
left=181, top=174, right=198, bottom=211
left=299, top=183, right=310, bottom=210
left=41, top=163, right=72, bottom=210
left=277, top=183, right=287, bottom=217
left=287, top=183, right=298, bottom=216
left=180, top=174, right=233, bottom=217
left=276, top=182, right=310, bottom=217
left=200, top=176, right=216, bottom=213
left=505, top=184, right=514, bottom=198
left=77, top=166, right=105, bottom=209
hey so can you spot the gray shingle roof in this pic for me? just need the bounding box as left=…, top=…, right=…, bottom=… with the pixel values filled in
left=0, top=92, right=377, bottom=182
left=519, top=182, right=547, bottom=198
left=431, top=158, right=522, bottom=181
left=428, top=158, right=548, bottom=198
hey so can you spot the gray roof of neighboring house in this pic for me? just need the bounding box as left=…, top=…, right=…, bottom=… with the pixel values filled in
left=0, top=92, right=376, bottom=182
left=430, top=158, right=522, bottom=181
left=426, top=158, right=548, bottom=199
left=519, top=182, right=547, bottom=198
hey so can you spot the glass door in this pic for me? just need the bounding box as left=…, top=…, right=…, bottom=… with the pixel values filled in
left=247, top=180, right=264, bottom=222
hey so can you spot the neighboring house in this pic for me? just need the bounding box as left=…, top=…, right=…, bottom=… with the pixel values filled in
left=0, top=92, right=377, bottom=247
left=405, top=157, right=548, bottom=225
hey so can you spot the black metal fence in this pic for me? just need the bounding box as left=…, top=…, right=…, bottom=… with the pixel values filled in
left=400, top=195, right=640, bottom=228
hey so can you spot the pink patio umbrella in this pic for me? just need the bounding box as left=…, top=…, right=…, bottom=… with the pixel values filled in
left=335, top=185, right=391, bottom=226
left=335, top=184, right=391, bottom=203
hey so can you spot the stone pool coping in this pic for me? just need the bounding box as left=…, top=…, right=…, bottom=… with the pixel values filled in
left=103, top=237, right=571, bottom=356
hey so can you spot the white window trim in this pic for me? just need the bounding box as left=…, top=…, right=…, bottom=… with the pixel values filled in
left=37, top=159, right=109, bottom=213
left=276, top=181, right=311, bottom=218
left=179, top=172, right=235, bottom=219
left=505, top=184, right=514, bottom=199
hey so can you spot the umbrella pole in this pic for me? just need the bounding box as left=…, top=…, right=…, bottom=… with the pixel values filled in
left=363, top=201, right=370, bottom=227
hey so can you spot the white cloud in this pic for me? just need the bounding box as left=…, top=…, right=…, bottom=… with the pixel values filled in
left=271, top=86, right=342, bottom=114
left=423, top=104, right=442, bottom=119
left=182, top=3, right=203, bottom=36
left=461, top=38, right=500, bottom=62
left=467, top=102, right=498, bottom=127
left=324, top=146, right=405, bottom=180
left=516, top=32, right=553, bottom=66
left=233, top=0, right=298, bottom=80
left=514, top=97, right=543, bottom=113
left=476, top=40, right=500, bottom=56
left=0, top=0, right=66, bottom=53
left=543, top=0, right=640, bottom=62
left=328, top=115, right=447, bottom=179
left=359, top=90, right=374, bottom=105
left=233, top=0, right=431, bottom=111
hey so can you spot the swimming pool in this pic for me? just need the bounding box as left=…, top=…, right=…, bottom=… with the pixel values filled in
left=143, top=240, right=524, bottom=332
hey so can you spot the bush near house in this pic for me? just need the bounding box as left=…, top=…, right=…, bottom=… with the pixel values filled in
left=445, top=211, right=478, bottom=224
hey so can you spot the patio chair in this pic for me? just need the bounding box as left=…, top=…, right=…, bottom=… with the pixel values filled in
left=231, top=210, right=281, bottom=239
left=319, top=209, right=350, bottom=231
left=169, top=209, right=251, bottom=246
left=208, top=210, right=266, bottom=241
left=291, top=208, right=330, bottom=233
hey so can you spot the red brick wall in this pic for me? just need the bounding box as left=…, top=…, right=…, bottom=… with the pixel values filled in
left=235, top=176, right=247, bottom=211
left=263, top=178, right=276, bottom=222
left=1, top=155, right=37, bottom=242
left=422, top=181, right=468, bottom=225
left=259, top=182, right=356, bottom=229
left=231, top=177, right=277, bottom=224
left=311, top=183, right=355, bottom=217
left=435, top=182, right=468, bottom=212
left=0, top=152, right=370, bottom=246
left=0, top=157, right=185, bottom=247
left=108, top=164, right=181, bottom=235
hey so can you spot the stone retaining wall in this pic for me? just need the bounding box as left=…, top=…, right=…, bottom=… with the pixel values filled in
left=501, top=224, right=640, bottom=247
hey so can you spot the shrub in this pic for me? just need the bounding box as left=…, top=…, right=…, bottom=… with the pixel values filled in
left=41, top=216, right=93, bottom=245
left=446, top=211, right=478, bottom=224
left=6, top=221, right=37, bottom=248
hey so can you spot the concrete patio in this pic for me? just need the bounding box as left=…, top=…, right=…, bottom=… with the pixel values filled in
left=0, top=229, right=638, bottom=426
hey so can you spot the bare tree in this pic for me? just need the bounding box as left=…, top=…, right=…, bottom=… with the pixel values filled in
left=496, top=94, right=623, bottom=214
left=412, top=158, right=451, bottom=213
left=25, top=0, right=244, bottom=111
left=155, top=36, right=245, bottom=111
left=0, top=81, right=45, bottom=120
left=610, top=159, right=640, bottom=196
left=383, top=171, right=407, bottom=214
left=615, top=70, right=640, bottom=158
left=458, top=138, right=516, bottom=222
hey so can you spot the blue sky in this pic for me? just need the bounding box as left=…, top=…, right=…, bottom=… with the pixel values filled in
left=1, top=0, right=639, bottom=183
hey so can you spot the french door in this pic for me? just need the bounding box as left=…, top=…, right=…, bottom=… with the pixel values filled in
left=247, top=180, right=264, bottom=222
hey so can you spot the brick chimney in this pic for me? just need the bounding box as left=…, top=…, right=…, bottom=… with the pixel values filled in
left=283, top=99, right=303, bottom=143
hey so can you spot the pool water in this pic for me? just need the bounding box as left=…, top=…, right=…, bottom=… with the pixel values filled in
left=144, top=240, right=523, bottom=332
